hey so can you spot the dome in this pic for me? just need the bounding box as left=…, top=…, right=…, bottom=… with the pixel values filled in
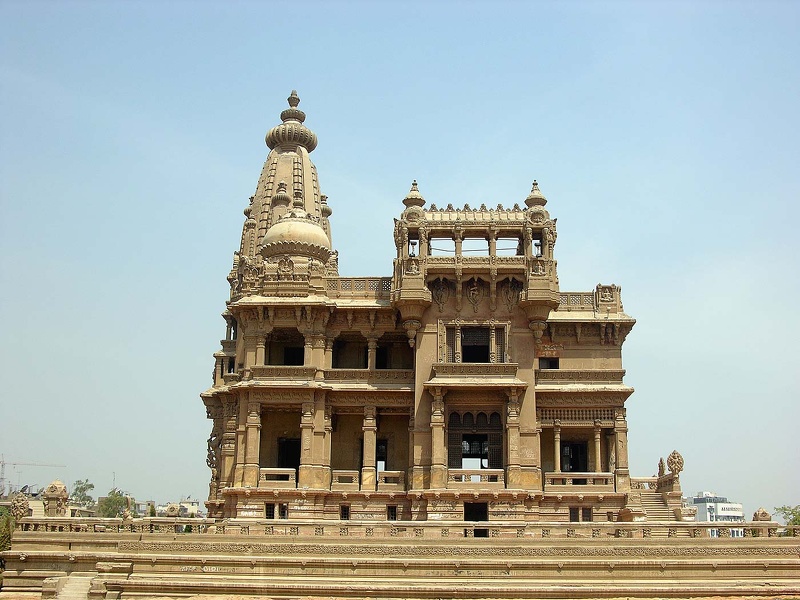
left=262, top=205, right=331, bottom=262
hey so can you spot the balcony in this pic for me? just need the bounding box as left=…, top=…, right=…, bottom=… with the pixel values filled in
left=331, top=470, right=360, bottom=491
left=544, top=472, right=614, bottom=493
left=447, top=469, right=505, bottom=489
left=258, top=468, right=297, bottom=489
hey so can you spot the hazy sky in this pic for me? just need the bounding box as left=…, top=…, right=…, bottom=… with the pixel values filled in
left=1, top=1, right=798, bottom=518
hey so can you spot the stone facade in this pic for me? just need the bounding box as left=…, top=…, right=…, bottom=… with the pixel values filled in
left=202, top=91, right=647, bottom=526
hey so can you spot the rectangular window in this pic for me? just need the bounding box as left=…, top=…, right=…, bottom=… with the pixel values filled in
left=539, top=357, right=559, bottom=370
left=582, top=507, right=593, bottom=522
left=265, top=503, right=275, bottom=519
left=340, top=504, right=350, bottom=520
left=444, top=324, right=507, bottom=363
left=387, top=505, right=398, bottom=521
left=278, top=503, right=288, bottom=519
left=569, top=507, right=580, bottom=522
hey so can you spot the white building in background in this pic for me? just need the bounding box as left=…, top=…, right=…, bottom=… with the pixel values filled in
left=691, top=491, right=745, bottom=538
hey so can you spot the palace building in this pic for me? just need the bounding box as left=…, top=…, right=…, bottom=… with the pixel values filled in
left=3, top=92, right=797, bottom=600
left=201, top=90, right=672, bottom=526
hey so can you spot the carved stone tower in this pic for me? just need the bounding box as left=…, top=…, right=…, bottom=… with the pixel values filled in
left=202, top=92, right=645, bottom=525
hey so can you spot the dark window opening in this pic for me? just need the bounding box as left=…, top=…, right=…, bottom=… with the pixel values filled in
left=569, top=507, right=580, bottom=522
left=267, top=329, right=305, bottom=366
left=231, top=320, right=238, bottom=340
left=376, top=439, right=388, bottom=472
left=582, top=507, right=593, bottom=522
left=278, top=503, right=288, bottom=519
left=532, top=231, right=543, bottom=257
left=277, top=438, right=301, bottom=476
left=265, top=503, right=275, bottom=519
left=227, top=357, right=235, bottom=373
left=562, top=441, right=588, bottom=476
left=340, top=504, right=350, bottom=520
left=387, top=505, right=398, bottom=521
left=332, top=336, right=368, bottom=369
left=461, top=327, right=490, bottom=363
left=539, top=357, right=559, bottom=370
left=376, top=346, right=389, bottom=370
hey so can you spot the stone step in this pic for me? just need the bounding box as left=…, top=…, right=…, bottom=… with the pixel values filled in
left=56, top=575, right=91, bottom=600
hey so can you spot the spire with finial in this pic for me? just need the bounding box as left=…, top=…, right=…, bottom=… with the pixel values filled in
left=266, top=90, right=318, bottom=152
left=403, top=180, right=426, bottom=208
left=524, top=180, right=547, bottom=207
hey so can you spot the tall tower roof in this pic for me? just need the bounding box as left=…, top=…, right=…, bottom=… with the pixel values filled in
left=235, top=92, right=334, bottom=261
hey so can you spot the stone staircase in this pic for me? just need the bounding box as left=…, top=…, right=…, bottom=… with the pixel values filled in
left=640, top=489, right=674, bottom=521
left=56, top=575, right=91, bottom=600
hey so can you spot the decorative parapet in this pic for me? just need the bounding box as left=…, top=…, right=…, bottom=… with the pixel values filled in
left=432, top=363, right=518, bottom=377
left=250, top=366, right=318, bottom=381
left=323, top=369, right=415, bottom=384
left=326, top=277, right=392, bottom=299
left=536, top=370, right=626, bottom=383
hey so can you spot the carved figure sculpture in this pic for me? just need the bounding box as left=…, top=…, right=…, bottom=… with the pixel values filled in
left=10, top=492, right=29, bottom=520
left=666, top=450, right=684, bottom=475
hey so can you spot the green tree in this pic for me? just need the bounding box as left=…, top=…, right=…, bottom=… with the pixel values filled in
left=96, top=488, right=129, bottom=518
left=69, top=479, right=95, bottom=508
left=774, top=505, right=800, bottom=526
left=148, top=504, right=156, bottom=517
left=0, top=506, right=14, bottom=554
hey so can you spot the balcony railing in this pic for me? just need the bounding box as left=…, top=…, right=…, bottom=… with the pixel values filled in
left=545, top=472, right=614, bottom=492
left=331, top=470, right=360, bottom=491
left=447, top=469, right=505, bottom=487
left=250, top=366, right=318, bottom=380
left=258, top=468, right=297, bottom=489
left=326, top=277, right=392, bottom=299
left=377, top=470, right=405, bottom=491
left=323, top=369, right=415, bottom=384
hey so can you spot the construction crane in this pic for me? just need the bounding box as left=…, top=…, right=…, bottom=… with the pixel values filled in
left=0, top=454, right=67, bottom=496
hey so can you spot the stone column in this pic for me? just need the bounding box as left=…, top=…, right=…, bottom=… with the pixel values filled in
left=614, top=410, right=630, bottom=492
left=303, top=335, right=313, bottom=366
left=298, top=401, right=315, bottom=488
left=324, top=337, right=335, bottom=370
left=361, top=405, right=377, bottom=491
left=220, top=398, right=238, bottom=490
left=553, top=420, right=561, bottom=473
left=367, top=337, right=378, bottom=370
left=505, top=389, right=521, bottom=487
left=255, top=336, right=266, bottom=366
left=430, top=388, right=447, bottom=488
left=488, top=227, right=497, bottom=256
left=594, top=420, right=603, bottom=473
left=324, top=405, right=333, bottom=487
left=243, top=402, right=262, bottom=487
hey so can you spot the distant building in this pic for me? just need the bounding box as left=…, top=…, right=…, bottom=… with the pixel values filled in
left=691, top=491, right=744, bottom=537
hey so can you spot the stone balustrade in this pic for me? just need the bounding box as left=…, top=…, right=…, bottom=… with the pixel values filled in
left=13, top=516, right=796, bottom=541
left=544, top=472, right=615, bottom=492
left=323, top=369, right=415, bottom=384
left=447, top=469, right=504, bottom=487
left=376, top=470, right=405, bottom=491
left=257, top=468, right=297, bottom=488
left=326, top=277, right=392, bottom=299
left=331, top=470, right=360, bottom=491
left=250, top=366, right=318, bottom=380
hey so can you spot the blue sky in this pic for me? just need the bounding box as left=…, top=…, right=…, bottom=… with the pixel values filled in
left=1, top=1, right=798, bottom=517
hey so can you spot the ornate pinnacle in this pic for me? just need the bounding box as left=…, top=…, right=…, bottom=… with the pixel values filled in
left=525, top=180, right=547, bottom=207
left=403, top=179, right=426, bottom=208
